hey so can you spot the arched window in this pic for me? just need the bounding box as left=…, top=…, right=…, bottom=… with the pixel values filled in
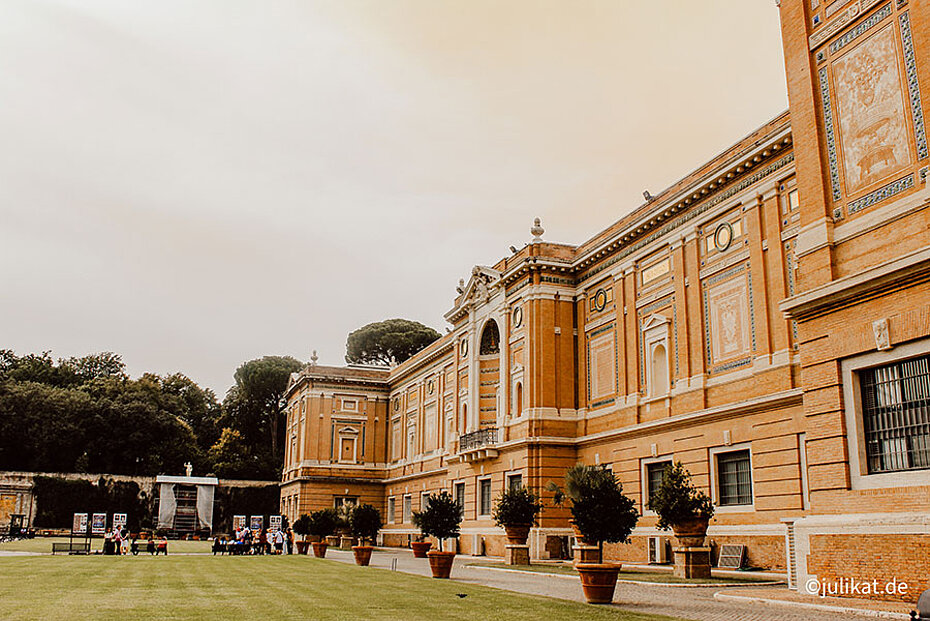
left=515, top=382, right=523, bottom=417
left=479, top=319, right=500, bottom=355
left=651, top=343, right=669, bottom=396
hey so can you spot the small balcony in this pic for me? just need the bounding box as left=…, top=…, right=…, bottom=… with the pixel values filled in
left=450, top=427, right=499, bottom=463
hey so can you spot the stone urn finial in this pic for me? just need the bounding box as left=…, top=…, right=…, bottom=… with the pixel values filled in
left=530, top=217, right=544, bottom=243
left=310, top=350, right=319, bottom=366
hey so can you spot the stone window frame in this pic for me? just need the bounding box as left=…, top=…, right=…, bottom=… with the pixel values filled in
left=387, top=497, right=395, bottom=524
left=505, top=470, right=524, bottom=492
left=640, top=455, right=673, bottom=516
left=842, top=337, right=930, bottom=490
left=709, top=442, right=755, bottom=512
left=453, top=480, right=466, bottom=510
left=402, top=495, right=412, bottom=524
left=477, top=476, right=493, bottom=518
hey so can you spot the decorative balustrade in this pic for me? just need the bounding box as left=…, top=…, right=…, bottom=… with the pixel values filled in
left=458, top=427, right=499, bottom=452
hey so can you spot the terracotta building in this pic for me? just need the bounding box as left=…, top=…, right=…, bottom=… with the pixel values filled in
left=280, top=0, right=929, bottom=601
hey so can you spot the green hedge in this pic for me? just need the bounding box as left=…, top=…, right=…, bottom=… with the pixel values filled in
left=33, top=476, right=154, bottom=531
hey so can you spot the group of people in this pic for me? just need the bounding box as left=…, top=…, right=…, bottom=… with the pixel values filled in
left=214, top=526, right=294, bottom=555
left=102, top=527, right=168, bottom=555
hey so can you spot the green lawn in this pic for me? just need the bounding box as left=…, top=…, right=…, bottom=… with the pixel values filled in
left=0, top=555, right=681, bottom=621
left=466, top=562, right=777, bottom=585
left=0, top=536, right=213, bottom=555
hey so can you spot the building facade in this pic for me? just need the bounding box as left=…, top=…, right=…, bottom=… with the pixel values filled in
left=280, top=0, right=929, bottom=601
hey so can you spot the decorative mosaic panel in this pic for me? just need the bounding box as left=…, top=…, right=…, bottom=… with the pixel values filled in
left=829, top=3, right=892, bottom=55
left=819, top=67, right=843, bottom=202
left=847, top=172, right=915, bottom=213
left=702, top=264, right=754, bottom=372
left=833, top=24, right=911, bottom=196
left=707, top=277, right=752, bottom=364
left=900, top=11, right=928, bottom=160
left=588, top=330, right=617, bottom=401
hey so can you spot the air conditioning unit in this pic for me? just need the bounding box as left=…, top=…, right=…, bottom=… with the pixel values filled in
left=648, top=536, right=670, bottom=564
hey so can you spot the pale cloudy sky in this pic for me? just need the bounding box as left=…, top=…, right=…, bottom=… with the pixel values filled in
left=0, top=0, right=788, bottom=395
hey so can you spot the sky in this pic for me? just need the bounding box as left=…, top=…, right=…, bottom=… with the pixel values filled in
left=0, top=0, right=789, bottom=396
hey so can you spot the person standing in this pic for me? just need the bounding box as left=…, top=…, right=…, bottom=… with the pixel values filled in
left=285, top=528, right=294, bottom=555
left=274, top=529, right=284, bottom=555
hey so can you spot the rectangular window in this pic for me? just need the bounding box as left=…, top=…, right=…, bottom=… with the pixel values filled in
left=402, top=496, right=412, bottom=523
left=454, top=482, right=465, bottom=509
left=478, top=478, right=492, bottom=516
left=387, top=497, right=395, bottom=524
left=860, top=354, right=930, bottom=473
left=717, top=450, right=752, bottom=506
left=421, top=491, right=430, bottom=511
left=507, top=473, right=522, bottom=491
left=645, top=461, right=671, bottom=509
left=334, top=496, right=358, bottom=511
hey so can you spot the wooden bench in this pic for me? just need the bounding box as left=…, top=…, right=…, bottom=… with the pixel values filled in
left=52, top=541, right=91, bottom=555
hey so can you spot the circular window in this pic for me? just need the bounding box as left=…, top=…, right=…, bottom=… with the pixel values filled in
left=714, top=222, right=734, bottom=252
left=512, top=306, right=523, bottom=328
left=593, top=289, right=608, bottom=312
left=460, top=338, right=469, bottom=357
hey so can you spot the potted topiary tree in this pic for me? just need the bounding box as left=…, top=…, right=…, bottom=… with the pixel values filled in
left=648, top=461, right=715, bottom=547
left=492, top=485, right=543, bottom=546
left=349, top=504, right=382, bottom=566
left=550, top=464, right=639, bottom=604
left=648, top=461, right=715, bottom=579
left=307, top=509, right=339, bottom=558
left=547, top=463, right=608, bottom=561
left=292, top=514, right=311, bottom=555
left=412, top=491, right=463, bottom=579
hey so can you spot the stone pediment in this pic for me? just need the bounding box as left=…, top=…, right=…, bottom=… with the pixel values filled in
left=641, top=313, right=670, bottom=332
left=445, top=266, right=502, bottom=321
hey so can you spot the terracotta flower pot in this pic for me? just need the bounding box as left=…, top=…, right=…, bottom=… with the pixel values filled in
left=411, top=541, right=432, bottom=558
left=426, top=550, right=455, bottom=579
left=671, top=517, right=709, bottom=547
left=295, top=541, right=310, bottom=555
left=576, top=563, right=621, bottom=604
left=311, top=542, right=329, bottom=558
left=352, top=545, right=373, bottom=566
left=504, top=524, right=532, bottom=545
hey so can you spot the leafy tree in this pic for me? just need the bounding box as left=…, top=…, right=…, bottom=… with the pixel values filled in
left=345, top=319, right=441, bottom=366
left=308, top=509, right=339, bottom=539
left=219, top=356, right=302, bottom=479
left=349, top=504, right=383, bottom=544
left=208, top=428, right=265, bottom=479
left=567, top=465, right=639, bottom=557
left=413, top=491, right=463, bottom=551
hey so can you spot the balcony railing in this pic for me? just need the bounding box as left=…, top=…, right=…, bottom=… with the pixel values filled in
left=459, top=427, right=499, bottom=451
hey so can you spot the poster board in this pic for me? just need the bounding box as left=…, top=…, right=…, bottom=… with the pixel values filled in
left=249, top=515, right=263, bottom=532
left=91, top=513, right=107, bottom=535
left=232, top=515, right=247, bottom=532
left=72, top=513, right=88, bottom=535
left=269, top=515, right=282, bottom=533
left=112, top=513, right=128, bottom=531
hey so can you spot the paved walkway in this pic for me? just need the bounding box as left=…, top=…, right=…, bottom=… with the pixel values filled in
left=323, top=548, right=906, bottom=621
